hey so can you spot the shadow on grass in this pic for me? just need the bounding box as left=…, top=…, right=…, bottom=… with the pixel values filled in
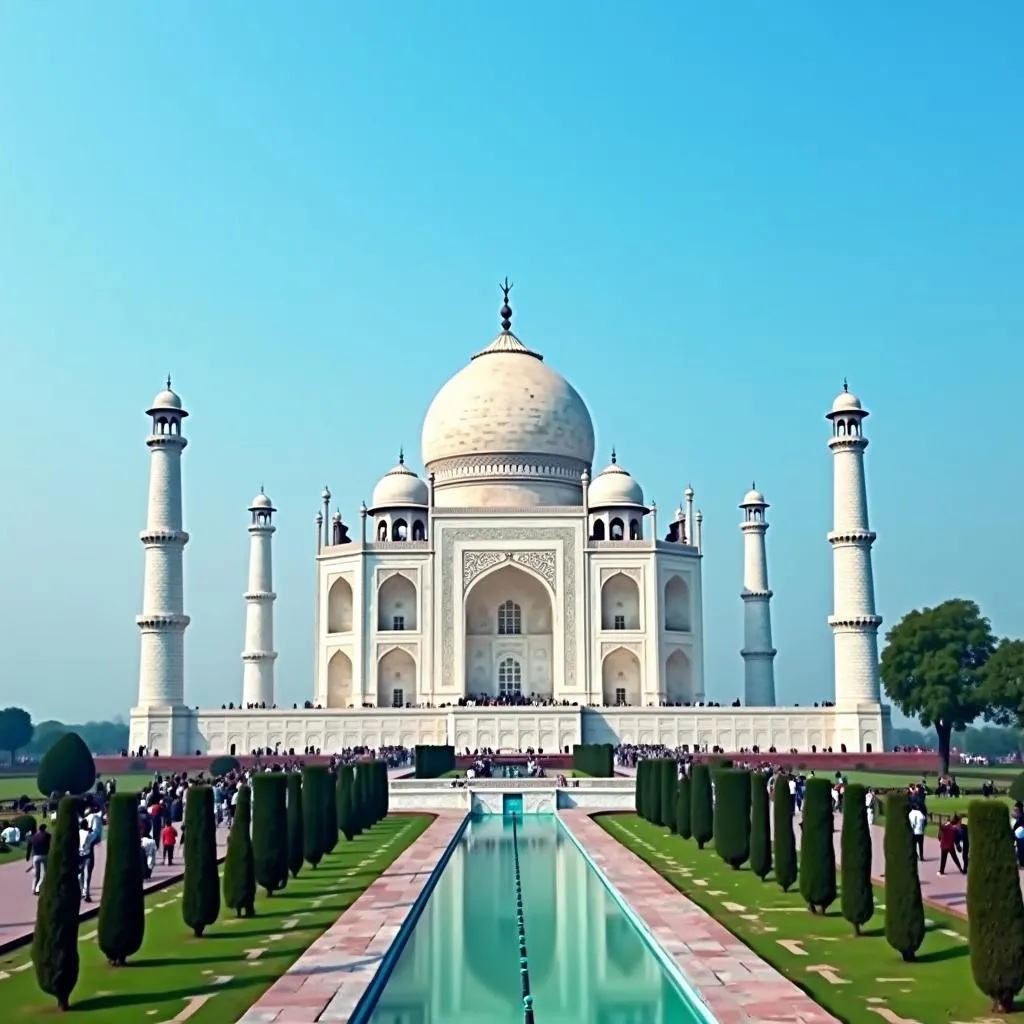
left=130, top=947, right=294, bottom=968
left=916, top=944, right=969, bottom=964
left=72, top=976, right=254, bottom=1012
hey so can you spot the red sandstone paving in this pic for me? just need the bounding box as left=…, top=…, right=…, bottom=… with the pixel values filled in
left=561, top=810, right=840, bottom=1024
left=0, top=827, right=228, bottom=949
left=236, top=811, right=465, bottom=1024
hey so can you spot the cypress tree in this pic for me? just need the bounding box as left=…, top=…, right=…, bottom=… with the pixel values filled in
left=799, top=777, right=836, bottom=914
left=840, top=783, right=874, bottom=935
left=222, top=785, right=256, bottom=918
left=286, top=772, right=304, bottom=878
left=690, top=763, right=713, bottom=850
left=356, top=763, right=373, bottom=830
left=323, top=767, right=339, bottom=854
left=661, top=760, right=678, bottom=832
left=32, top=795, right=81, bottom=1010
left=712, top=769, right=751, bottom=869
left=968, top=800, right=1024, bottom=1012
left=675, top=777, right=692, bottom=840
left=634, top=760, right=645, bottom=818
left=252, top=773, right=289, bottom=895
left=37, top=732, right=96, bottom=798
left=97, top=792, right=145, bottom=965
left=337, top=765, right=355, bottom=840
left=181, top=785, right=220, bottom=937
left=749, top=774, right=772, bottom=881
left=302, top=765, right=327, bottom=867
left=647, top=760, right=665, bottom=826
left=773, top=775, right=798, bottom=893
left=378, top=760, right=390, bottom=820
left=883, top=792, right=925, bottom=962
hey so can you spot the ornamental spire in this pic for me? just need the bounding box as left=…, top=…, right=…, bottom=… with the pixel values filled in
left=499, top=277, right=513, bottom=332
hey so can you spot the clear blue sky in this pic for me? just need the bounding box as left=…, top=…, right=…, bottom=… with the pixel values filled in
left=1, top=2, right=1021, bottom=725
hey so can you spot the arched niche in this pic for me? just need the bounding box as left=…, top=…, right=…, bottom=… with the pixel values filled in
left=377, top=648, right=416, bottom=708
left=464, top=563, right=554, bottom=699
left=663, top=574, right=691, bottom=632
left=600, top=572, right=640, bottom=630
left=327, top=576, right=353, bottom=633
left=665, top=648, right=693, bottom=703
left=602, top=647, right=641, bottom=706
left=378, top=573, right=417, bottom=631
left=326, top=651, right=353, bottom=708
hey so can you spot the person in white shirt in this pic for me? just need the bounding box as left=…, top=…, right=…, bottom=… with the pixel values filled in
left=140, top=834, right=157, bottom=880
left=908, top=806, right=927, bottom=860
left=865, top=788, right=876, bottom=826
left=78, top=820, right=97, bottom=902
left=0, top=824, right=20, bottom=845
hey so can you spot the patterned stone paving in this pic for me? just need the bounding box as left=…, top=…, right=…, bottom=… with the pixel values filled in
left=236, top=811, right=464, bottom=1024
left=560, top=810, right=841, bottom=1024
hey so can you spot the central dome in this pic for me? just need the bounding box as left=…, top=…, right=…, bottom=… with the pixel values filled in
left=421, top=287, right=595, bottom=508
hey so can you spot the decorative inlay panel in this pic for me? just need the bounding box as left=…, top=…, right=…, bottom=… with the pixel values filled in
left=444, top=527, right=577, bottom=686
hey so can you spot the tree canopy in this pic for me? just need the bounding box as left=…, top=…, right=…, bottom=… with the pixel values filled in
left=879, top=598, right=996, bottom=771
left=979, top=638, right=1024, bottom=732
left=0, top=707, right=34, bottom=765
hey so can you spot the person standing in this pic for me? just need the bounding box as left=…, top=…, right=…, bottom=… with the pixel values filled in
left=28, top=824, right=50, bottom=895
left=957, top=814, right=970, bottom=871
left=909, top=804, right=927, bottom=861
left=937, top=817, right=965, bottom=875
left=160, top=821, right=178, bottom=865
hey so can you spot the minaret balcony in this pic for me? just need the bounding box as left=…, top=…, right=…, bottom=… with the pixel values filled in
left=139, top=529, right=190, bottom=546
left=136, top=613, right=190, bottom=630
left=828, top=614, right=882, bottom=629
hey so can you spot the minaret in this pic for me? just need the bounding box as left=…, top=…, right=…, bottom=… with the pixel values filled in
left=136, top=379, right=190, bottom=708
left=242, top=488, right=278, bottom=708
left=739, top=484, right=777, bottom=706
left=827, top=383, right=882, bottom=705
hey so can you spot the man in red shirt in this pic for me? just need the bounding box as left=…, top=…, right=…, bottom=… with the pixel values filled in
left=160, top=823, right=178, bottom=866
left=938, top=816, right=965, bottom=876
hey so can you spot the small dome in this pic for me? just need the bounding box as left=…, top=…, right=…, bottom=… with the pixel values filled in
left=250, top=490, right=274, bottom=510
left=829, top=385, right=863, bottom=416
left=741, top=486, right=766, bottom=507
left=148, top=377, right=185, bottom=415
left=588, top=452, right=644, bottom=507
left=371, top=455, right=428, bottom=508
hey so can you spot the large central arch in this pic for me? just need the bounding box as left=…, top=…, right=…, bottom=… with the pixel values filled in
left=464, top=563, right=554, bottom=699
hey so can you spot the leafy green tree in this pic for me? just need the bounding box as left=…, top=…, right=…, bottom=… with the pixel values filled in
left=222, top=785, right=256, bottom=918
left=798, top=778, right=836, bottom=914
left=772, top=776, right=797, bottom=893
left=840, top=783, right=874, bottom=935
left=337, top=765, right=355, bottom=840
left=712, top=769, right=751, bottom=869
left=97, top=793, right=145, bottom=964
left=37, top=732, right=96, bottom=797
left=690, top=764, right=713, bottom=850
left=967, top=799, right=1024, bottom=1012
left=883, top=793, right=925, bottom=961
left=880, top=599, right=996, bottom=772
left=32, top=796, right=81, bottom=1010
left=675, top=777, right=691, bottom=840
left=302, top=765, right=327, bottom=867
left=182, top=785, right=220, bottom=937
left=661, top=760, right=678, bottom=832
left=252, top=773, right=289, bottom=895
left=286, top=772, right=304, bottom=878
left=980, top=638, right=1024, bottom=735
left=749, top=774, right=772, bottom=881
left=0, top=706, right=33, bottom=767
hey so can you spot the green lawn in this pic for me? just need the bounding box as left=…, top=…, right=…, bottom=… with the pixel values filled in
left=0, top=813, right=432, bottom=1023
left=826, top=768, right=1018, bottom=791
left=596, top=813, right=1016, bottom=1024
left=0, top=773, right=155, bottom=802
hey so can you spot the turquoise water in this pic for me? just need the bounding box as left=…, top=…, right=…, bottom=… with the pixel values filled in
left=366, top=815, right=709, bottom=1023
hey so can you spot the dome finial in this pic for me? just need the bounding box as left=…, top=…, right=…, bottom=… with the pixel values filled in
left=499, top=277, right=513, bottom=332
left=166, top=374, right=172, bottom=390
left=842, top=377, right=849, bottom=392
left=611, top=447, right=617, bottom=464
left=398, top=447, right=405, bottom=465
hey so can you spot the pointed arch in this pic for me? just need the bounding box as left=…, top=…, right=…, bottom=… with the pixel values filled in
left=665, top=648, right=693, bottom=704
left=378, top=572, right=417, bottom=631
left=664, top=574, right=691, bottom=632
left=600, top=572, right=640, bottom=630
left=327, top=576, right=353, bottom=633
left=377, top=648, right=416, bottom=708
left=601, top=646, right=641, bottom=707
left=326, top=651, right=353, bottom=708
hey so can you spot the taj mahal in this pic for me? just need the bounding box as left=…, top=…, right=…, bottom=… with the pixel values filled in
left=129, top=284, right=890, bottom=756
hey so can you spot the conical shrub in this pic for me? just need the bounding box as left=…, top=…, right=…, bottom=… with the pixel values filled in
left=840, top=783, right=874, bottom=935
left=634, top=760, right=645, bottom=818
left=37, top=732, right=96, bottom=797
left=883, top=793, right=925, bottom=961
left=749, top=774, right=772, bottom=881
left=799, top=777, right=836, bottom=914
left=181, top=785, right=220, bottom=937
left=323, top=768, right=339, bottom=854
left=773, top=775, right=797, bottom=892
left=690, top=763, right=713, bottom=849
left=337, top=765, right=355, bottom=841
left=222, top=785, right=256, bottom=918
left=286, top=772, right=303, bottom=878
left=252, top=773, right=289, bottom=895
left=32, top=796, right=81, bottom=1010
left=97, top=792, right=145, bottom=964
left=302, top=765, right=327, bottom=867
left=713, top=769, right=751, bottom=869
left=675, top=777, right=692, bottom=840
left=661, top=760, right=678, bottom=832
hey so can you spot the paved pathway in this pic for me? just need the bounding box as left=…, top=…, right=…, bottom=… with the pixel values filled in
left=561, top=810, right=839, bottom=1024
left=238, top=811, right=464, bottom=1024
left=0, top=827, right=229, bottom=950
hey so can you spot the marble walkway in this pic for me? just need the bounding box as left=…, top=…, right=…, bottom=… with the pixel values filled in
left=237, top=811, right=464, bottom=1024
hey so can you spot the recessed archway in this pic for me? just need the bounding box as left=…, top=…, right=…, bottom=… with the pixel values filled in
left=600, top=572, right=640, bottom=630
left=378, top=573, right=417, bottom=631
left=665, top=649, right=693, bottom=704
left=664, top=575, right=691, bottom=632
left=327, top=576, right=353, bottom=633
left=377, top=648, right=416, bottom=708
left=464, top=563, right=553, bottom=699
left=326, top=651, right=354, bottom=708
left=602, top=647, right=641, bottom=706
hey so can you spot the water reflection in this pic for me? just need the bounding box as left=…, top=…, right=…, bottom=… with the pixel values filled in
left=368, top=816, right=704, bottom=1024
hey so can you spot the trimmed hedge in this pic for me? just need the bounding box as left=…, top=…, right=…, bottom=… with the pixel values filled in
left=572, top=743, right=614, bottom=778
left=97, top=793, right=145, bottom=964
left=661, top=760, right=678, bottom=832
left=840, top=783, right=874, bottom=935
left=414, top=745, right=455, bottom=779
left=302, top=766, right=328, bottom=868
left=337, top=765, right=355, bottom=840
left=883, top=793, right=925, bottom=961
left=968, top=799, right=1024, bottom=1011
left=181, top=786, right=220, bottom=937
left=252, top=773, right=289, bottom=895
left=772, top=776, right=797, bottom=893
left=32, top=795, right=81, bottom=1010
left=210, top=755, right=241, bottom=777
left=286, top=773, right=303, bottom=878
left=712, top=769, right=751, bottom=869
left=323, top=769, right=339, bottom=855
left=634, top=760, right=646, bottom=818
left=37, top=733, right=96, bottom=798
left=690, top=764, right=713, bottom=850
left=675, top=777, right=692, bottom=839
left=749, top=774, right=772, bottom=881
left=223, top=785, right=256, bottom=918
left=798, top=777, right=836, bottom=914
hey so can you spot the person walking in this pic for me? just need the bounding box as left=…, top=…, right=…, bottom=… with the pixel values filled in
left=937, top=817, right=965, bottom=875
left=160, top=821, right=178, bottom=866
left=28, top=823, right=51, bottom=895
